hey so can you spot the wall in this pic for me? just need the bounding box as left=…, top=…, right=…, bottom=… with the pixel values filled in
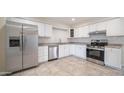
left=0, top=17, right=6, bottom=73
left=39, top=28, right=69, bottom=43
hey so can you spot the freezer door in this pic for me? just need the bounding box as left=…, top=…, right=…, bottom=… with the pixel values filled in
left=6, top=21, right=23, bottom=72
left=22, top=24, right=38, bottom=69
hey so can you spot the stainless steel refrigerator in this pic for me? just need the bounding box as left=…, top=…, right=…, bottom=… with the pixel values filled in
left=6, top=21, right=38, bottom=73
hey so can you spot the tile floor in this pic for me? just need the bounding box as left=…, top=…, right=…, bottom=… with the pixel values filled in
left=11, top=56, right=123, bottom=76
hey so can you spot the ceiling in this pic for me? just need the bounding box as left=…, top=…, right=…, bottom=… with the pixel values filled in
left=29, top=17, right=115, bottom=26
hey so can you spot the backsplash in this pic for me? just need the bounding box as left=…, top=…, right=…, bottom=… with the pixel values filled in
left=68, top=36, right=124, bottom=45
left=39, top=28, right=69, bottom=43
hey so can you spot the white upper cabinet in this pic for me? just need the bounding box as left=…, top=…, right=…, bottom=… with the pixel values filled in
left=89, top=21, right=107, bottom=32
left=38, top=23, right=52, bottom=37
left=74, top=28, right=79, bottom=38
left=38, top=23, right=45, bottom=36
left=44, top=24, right=52, bottom=37
left=106, top=18, right=121, bottom=36
left=89, top=24, right=97, bottom=32
left=78, top=26, right=89, bottom=37
left=74, top=26, right=89, bottom=38
left=96, top=21, right=107, bottom=31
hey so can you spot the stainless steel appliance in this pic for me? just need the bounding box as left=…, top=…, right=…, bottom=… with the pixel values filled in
left=6, top=21, right=38, bottom=73
left=87, top=39, right=108, bottom=65
left=48, top=45, right=58, bottom=61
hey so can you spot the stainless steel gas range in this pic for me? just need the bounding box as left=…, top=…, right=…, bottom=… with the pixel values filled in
left=86, top=39, right=108, bottom=65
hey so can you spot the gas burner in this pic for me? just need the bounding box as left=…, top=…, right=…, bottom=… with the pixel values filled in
left=87, top=39, right=108, bottom=50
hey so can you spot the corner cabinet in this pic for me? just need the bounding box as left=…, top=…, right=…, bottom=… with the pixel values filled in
left=38, top=23, right=52, bottom=37
left=105, top=47, right=122, bottom=69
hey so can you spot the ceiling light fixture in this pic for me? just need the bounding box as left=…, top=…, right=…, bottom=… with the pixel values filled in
left=72, top=18, right=75, bottom=21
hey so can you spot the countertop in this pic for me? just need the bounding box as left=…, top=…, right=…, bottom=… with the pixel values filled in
left=39, top=42, right=123, bottom=49
left=105, top=44, right=123, bottom=49
left=38, top=42, right=89, bottom=46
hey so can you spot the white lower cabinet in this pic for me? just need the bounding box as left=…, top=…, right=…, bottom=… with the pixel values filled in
left=105, top=47, right=122, bottom=69
left=59, top=44, right=86, bottom=59
left=70, top=44, right=75, bottom=55
left=74, top=45, right=86, bottom=59
left=39, top=44, right=86, bottom=63
left=59, top=44, right=70, bottom=58
left=38, top=46, right=48, bottom=63
left=59, top=45, right=65, bottom=58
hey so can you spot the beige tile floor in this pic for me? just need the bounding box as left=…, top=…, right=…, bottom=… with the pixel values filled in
left=11, top=56, right=124, bottom=76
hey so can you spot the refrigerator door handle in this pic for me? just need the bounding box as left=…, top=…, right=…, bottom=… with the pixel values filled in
left=20, top=32, right=22, bottom=51
left=22, top=34, right=25, bottom=51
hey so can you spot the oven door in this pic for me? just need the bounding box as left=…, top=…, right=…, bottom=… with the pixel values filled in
left=87, top=48, right=104, bottom=61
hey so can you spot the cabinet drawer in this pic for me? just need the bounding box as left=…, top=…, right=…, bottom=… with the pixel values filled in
left=38, top=46, right=48, bottom=56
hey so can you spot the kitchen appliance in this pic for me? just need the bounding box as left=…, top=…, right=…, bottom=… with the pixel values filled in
left=87, top=39, right=108, bottom=65
left=48, top=45, right=58, bottom=61
left=70, top=29, right=74, bottom=37
left=6, top=21, right=38, bottom=73
left=89, top=30, right=106, bottom=35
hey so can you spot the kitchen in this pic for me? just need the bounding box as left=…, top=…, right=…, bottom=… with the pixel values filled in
left=0, top=17, right=124, bottom=76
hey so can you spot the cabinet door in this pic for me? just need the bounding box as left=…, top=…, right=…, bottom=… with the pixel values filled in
left=75, top=45, right=80, bottom=57
left=44, top=46, right=48, bottom=56
left=76, top=45, right=86, bottom=59
left=107, top=18, right=121, bottom=36
left=38, top=56, right=48, bottom=63
left=38, top=46, right=48, bottom=63
left=111, top=48, right=121, bottom=69
left=65, top=45, right=70, bottom=56
left=82, top=26, right=89, bottom=37
left=59, top=45, right=64, bottom=58
left=38, top=23, right=45, bottom=36
left=105, top=47, right=121, bottom=69
left=80, top=45, right=86, bottom=59
left=96, top=21, right=107, bottom=31
left=38, top=46, right=48, bottom=56
left=89, top=24, right=97, bottom=32
left=70, top=45, right=75, bottom=55
left=74, top=28, right=79, bottom=37
left=45, top=24, right=52, bottom=37
left=105, top=48, right=111, bottom=66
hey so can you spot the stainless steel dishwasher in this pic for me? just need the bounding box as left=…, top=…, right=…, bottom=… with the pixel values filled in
left=48, top=45, right=58, bottom=61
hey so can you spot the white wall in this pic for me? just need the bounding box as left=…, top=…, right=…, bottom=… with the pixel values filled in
left=39, top=28, right=69, bottom=43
